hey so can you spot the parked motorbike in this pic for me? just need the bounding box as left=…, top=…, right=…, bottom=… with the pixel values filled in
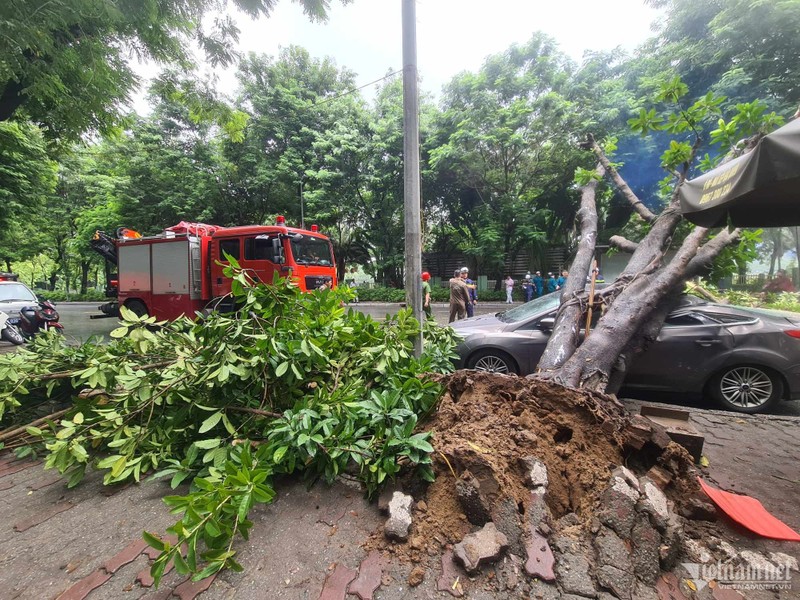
left=0, top=310, right=25, bottom=345
left=18, top=300, right=64, bottom=338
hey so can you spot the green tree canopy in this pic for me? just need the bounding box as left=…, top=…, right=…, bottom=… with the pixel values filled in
left=0, top=0, right=346, bottom=144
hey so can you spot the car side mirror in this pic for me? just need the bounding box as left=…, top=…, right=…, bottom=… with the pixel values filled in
left=271, top=238, right=284, bottom=264
left=539, top=317, right=555, bottom=332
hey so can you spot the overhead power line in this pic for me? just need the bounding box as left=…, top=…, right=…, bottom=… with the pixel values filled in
left=313, top=69, right=403, bottom=106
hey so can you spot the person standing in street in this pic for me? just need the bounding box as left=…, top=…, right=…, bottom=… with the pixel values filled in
left=556, top=270, right=568, bottom=290
left=546, top=272, right=557, bottom=294
left=421, top=271, right=432, bottom=319
left=533, top=271, right=544, bottom=297
left=522, top=274, right=534, bottom=302
left=504, top=275, right=515, bottom=303
left=449, top=269, right=470, bottom=322
left=461, top=267, right=477, bottom=317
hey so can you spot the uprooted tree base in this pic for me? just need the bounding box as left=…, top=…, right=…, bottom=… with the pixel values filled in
left=368, top=372, right=771, bottom=598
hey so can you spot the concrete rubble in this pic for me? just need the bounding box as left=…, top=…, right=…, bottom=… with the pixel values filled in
left=453, top=522, right=509, bottom=573
left=383, top=491, right=413, bottom=541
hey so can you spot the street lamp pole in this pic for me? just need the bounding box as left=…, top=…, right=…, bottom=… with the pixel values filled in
left=402, top=0, right=423, bottom=357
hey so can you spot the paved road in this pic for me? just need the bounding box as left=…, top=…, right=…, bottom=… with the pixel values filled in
left=3, top=301, right=799, bottom=417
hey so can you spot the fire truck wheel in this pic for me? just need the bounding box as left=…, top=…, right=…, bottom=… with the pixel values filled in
left=125, top=300, right=148, bottom=318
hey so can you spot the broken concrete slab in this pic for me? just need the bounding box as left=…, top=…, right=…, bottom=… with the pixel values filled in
left=525, top=490, right=551, bottom=534
left=596, top=564, right=633, bottom=600
left=612, top=466, right=640, bottom=492
left=384, top=491, right=413, bottom=541
left=491, top=496, right=525, bottom=556
left=453, top=522, right=509, bottom=574
left=631, top=515, right=661, bottom=585
left=637, top=477, right=670, bottom=531
left=521, top=457, right=548, bottom=489
left=554, top=551, right=596, bottom=598
left=598, top=476, right=639, bottom=538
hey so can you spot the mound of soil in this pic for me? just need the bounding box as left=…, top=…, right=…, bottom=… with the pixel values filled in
left=368, top=371, right=752, bottom=598
left=416, top=371, right=700, bottom=544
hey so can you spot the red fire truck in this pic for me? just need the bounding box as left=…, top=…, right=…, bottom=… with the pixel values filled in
left=91, top=217, right=337, bottom=321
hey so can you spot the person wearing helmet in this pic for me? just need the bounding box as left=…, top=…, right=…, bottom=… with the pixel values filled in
left=421, top=271, right=432, bottom=318
left=522, top=273, right=534, bottom=302
left=460, top=267, right=477, bottom=317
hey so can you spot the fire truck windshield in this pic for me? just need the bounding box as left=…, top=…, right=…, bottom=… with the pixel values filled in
left=291, top=236, right=333, bottom=266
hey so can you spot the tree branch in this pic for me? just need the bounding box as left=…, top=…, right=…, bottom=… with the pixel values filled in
left=609, top=235, right=638, bottom=254
left=685, top=228, right=742, bottom=279
left=587, top=134, right=656, bottom=222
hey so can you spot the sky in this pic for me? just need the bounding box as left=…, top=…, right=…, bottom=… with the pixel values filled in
left=132, top=0, right=662, bottom=112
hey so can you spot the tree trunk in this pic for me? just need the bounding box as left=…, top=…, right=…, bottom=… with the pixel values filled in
left=553, top=226, right=708, bottom=391
left=537, top=164, right=603, bottom=374
left=80, top=260, right=91, bottom=295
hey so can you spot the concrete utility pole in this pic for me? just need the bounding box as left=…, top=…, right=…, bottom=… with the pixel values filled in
left=402, top=0, right=423, bottom=356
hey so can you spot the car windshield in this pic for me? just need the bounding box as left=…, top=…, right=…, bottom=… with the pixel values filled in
left=497, top=293, right=561, bottom=323
left=0, top=283, right=37, bottom=302
left=291, top=235, right=333, bottom=266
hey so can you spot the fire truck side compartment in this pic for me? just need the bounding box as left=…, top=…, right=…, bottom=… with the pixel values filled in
left=118, top=244, right=151, bottom=292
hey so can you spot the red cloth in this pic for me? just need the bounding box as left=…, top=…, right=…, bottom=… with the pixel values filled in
left=698, top=477, right=800, bottom=541
left=164, top=221, right=221, bottom=236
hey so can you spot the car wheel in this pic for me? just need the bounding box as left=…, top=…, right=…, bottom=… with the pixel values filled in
left=708, top=365, right=783, bottom=414
left=125, top=300, right=149, bottom=318
left=466, top=349, right=518, bottom=375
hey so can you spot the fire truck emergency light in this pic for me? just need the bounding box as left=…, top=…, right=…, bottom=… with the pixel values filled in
left=311, top=224, right=319, bottom=232
left=276, top=215, right=286, bottom=225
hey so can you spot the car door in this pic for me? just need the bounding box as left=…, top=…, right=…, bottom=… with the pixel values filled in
left=625, top=310, right=735, bottom=393
left=506, top=312, right=559, bottom=373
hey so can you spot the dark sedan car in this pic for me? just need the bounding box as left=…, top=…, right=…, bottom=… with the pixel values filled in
left=451, top=293, right=800, bottom=414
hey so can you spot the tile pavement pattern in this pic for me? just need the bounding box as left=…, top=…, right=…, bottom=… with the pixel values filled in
left=0, top=400, right=798, bottom=599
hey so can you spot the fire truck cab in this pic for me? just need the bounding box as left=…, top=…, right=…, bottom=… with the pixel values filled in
left=104, top=218, right=336, bottom=321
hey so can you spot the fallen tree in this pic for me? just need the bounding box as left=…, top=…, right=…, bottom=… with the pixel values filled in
left=0, top=266, right=459, bottom=582
left=536, top=79, right=775, bottom=393
left=0, top=80, right=790, bottom=594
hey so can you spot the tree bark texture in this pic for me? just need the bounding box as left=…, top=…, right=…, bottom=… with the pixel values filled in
left=552, top=226, right=707, bottom=391
left=604, top=227, right=741, bottom=395
left=536, top=164, right=603, bottom=374
left=609, top=235, right=638, bottom=254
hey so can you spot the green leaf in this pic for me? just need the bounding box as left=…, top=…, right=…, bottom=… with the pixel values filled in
left=143, top=531, right=166, bottom=551
left=194, top=438, right=222, bottom=450
left=199, top=411, right=223, bottom=434
left=173, top=551, right=190, bottom=575
left=273, top=446, right=289, bottom=463
left=275, top=361, right=289, bottom=377
left=205, top=519, right=222, bottom=538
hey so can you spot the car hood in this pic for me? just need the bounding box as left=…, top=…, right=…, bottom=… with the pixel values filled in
left=0, top=299, right=35, bottom=317
left=450, top=313, right=508, bottom=335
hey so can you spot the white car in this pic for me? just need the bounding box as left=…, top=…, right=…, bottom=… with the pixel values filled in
left=0, top=279, right=40, bottom=322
